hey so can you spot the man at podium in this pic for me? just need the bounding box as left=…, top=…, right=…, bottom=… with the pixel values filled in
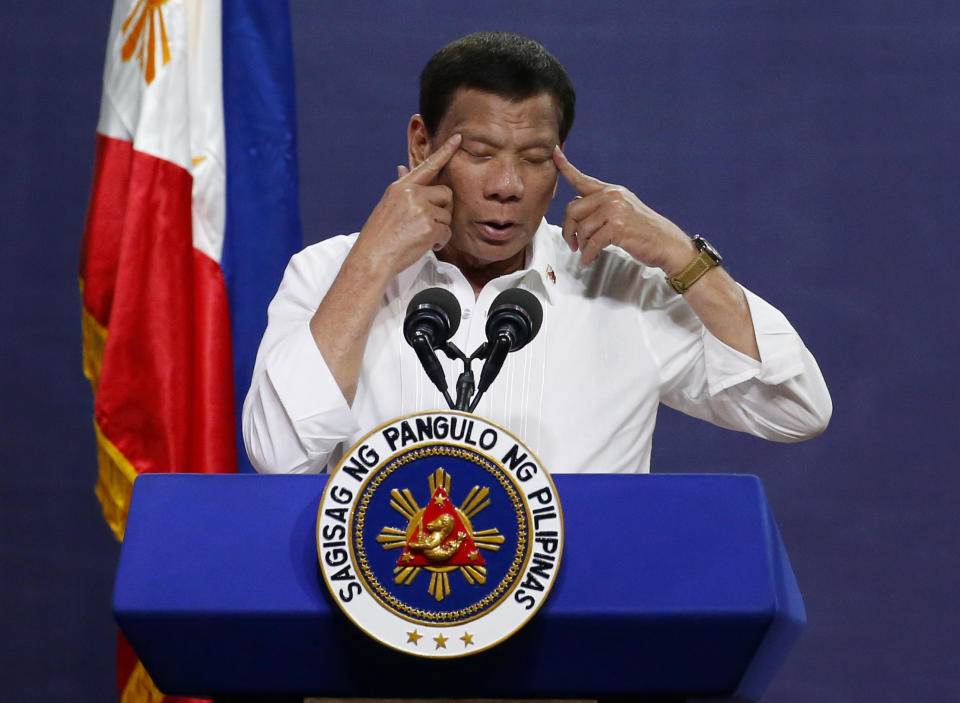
left=242, top=32, right=831, bottom=476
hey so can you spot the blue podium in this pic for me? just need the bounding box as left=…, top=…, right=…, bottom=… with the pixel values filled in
left=114, top=473, right=804, bottom=701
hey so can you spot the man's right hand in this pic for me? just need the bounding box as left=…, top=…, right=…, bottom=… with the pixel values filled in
left=351, top=133, right=462, bottom=279
left=308, top=133, right=461, bottom=405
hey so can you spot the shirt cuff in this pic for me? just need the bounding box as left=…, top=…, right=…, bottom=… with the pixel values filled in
left=702, top=288, right=806, bottom=396
left=264, top=322, right=361, bottom=449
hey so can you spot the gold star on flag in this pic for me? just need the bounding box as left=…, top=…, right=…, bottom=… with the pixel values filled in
left=434, top=493, right=447, bottom=507
left=433, top=633, right=448, bottom=649
left=407, top=629, right=422, bottom=644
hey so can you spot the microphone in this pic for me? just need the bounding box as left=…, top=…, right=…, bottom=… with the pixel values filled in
left=474, top=289, right=543, bottom=403
left=404, top=288, right=461, bottom=407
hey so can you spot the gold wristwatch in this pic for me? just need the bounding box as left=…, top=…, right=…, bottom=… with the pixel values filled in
left=666, top=235, right=722, bottom=294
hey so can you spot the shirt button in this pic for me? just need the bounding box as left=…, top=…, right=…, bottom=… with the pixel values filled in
left=462, top=308, right=472, bottom=319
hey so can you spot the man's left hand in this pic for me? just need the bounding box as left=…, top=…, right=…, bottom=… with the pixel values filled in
left=553, top=146, right=695, bottom=272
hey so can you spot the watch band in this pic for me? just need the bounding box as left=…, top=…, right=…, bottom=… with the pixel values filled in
left=666, top=236, right=722, bottom=294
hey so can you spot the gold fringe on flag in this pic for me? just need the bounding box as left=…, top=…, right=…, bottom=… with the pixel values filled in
left=81, top=293, right=139, bottom=542
left=93, top=421, right=138, bottom=541
left=121, top=660, right=166, bottom=703
left=80, top=289, right=106, bottom=393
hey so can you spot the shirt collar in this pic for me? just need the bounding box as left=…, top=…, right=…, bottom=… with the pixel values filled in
left=394, top=218, right=560, bottom=304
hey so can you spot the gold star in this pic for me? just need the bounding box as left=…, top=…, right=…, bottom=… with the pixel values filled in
left=433, top=633, right=448, bottom=649
left=468, top=549, right=480, bottom=562
left=460, top=632, right=475, bottom=647
left=434, top=493, right=447, bottom=507
left=407, top=629, right=422, bottom=644
left=400, top=551, right=414, bottom=564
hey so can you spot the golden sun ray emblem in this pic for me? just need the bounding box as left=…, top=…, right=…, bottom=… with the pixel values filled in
left=121, top=0, right=173, bottom=85
left=377, top=468, right=505, bottom=602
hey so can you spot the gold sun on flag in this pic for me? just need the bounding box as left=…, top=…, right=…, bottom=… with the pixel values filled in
left=121, top=0, right=173, bottom=85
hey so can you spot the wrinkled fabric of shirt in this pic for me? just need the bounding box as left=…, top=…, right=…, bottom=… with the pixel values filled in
left=243, top=220, right=831, bottom=475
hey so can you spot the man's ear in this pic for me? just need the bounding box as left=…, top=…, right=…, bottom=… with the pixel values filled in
left=407, top=114, right=431, bottom=170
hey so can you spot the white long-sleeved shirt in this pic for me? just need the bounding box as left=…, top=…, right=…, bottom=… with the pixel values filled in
left=243, top=220, right=831, bottom=475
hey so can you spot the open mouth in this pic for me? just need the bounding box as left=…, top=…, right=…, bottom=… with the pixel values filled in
left=477, top=220, right=518, bottom=240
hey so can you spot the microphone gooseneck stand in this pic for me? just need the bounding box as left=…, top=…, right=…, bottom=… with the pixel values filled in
left=405, top=287, right=543, bottom=414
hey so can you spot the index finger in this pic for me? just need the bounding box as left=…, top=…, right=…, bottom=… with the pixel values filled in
left=553, top=146, right=606, bottom=195
left=403, top=133, right=463, bottom=185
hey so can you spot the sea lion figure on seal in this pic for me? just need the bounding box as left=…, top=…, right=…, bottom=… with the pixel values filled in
left=408, top=514, right=467, bottom=562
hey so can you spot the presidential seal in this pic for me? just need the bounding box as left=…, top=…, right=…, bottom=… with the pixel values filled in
left=316, top=411, right=563, bottom=658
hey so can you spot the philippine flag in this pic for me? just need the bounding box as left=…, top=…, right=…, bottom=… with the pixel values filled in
left=79, top=1, right=300, bottom=698
left=81, top=0, right=300, bottom=531
left=80, top=0, right=301, bottom=701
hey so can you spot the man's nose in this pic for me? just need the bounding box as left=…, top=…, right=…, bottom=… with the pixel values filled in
left=484, top=157, right=524, bottom=202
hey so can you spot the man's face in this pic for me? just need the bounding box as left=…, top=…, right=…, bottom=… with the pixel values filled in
left=417, top=88, right=562, bottom=271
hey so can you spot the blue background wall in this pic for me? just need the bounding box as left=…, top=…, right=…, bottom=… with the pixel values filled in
left=1, top=1, right=957, bottom=700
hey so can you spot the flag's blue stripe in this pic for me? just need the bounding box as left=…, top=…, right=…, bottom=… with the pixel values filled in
left=222, top=0, right=302, bottom=473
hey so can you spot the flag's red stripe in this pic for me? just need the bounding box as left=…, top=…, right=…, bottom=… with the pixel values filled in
left=81, top=135, right=134, bottom=325
left=190, top=247, right=237, bottom=474
left=116, top=630, right=137, bottom=695
left=87, top=139, right=235, bottom=476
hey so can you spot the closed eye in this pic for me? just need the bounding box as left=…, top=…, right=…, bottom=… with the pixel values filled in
left=462, top=148, right=492, bottom=160
left=520, top=149, right=553, bottom=165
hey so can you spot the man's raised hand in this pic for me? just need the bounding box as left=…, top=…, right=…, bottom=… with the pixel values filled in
left=353, top=133, right=462, bottom=279
left=552, top=146, right=694, bottom=272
